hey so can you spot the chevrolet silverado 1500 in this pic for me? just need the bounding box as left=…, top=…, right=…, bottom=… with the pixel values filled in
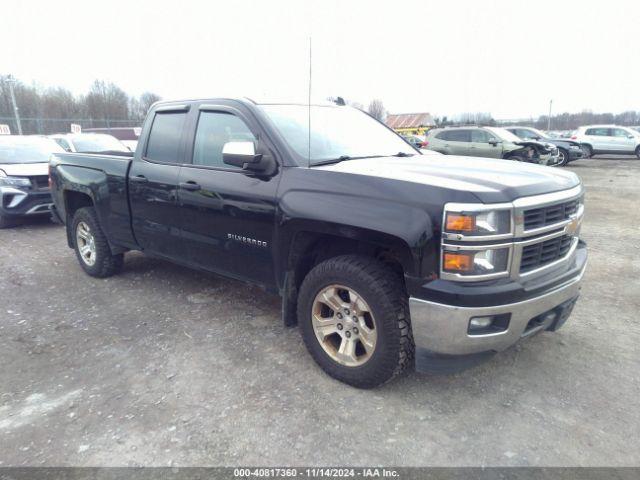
left=49, top=98, right=587, bottom=388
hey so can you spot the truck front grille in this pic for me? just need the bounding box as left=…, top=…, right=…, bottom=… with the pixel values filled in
left=520, top=235, right=572, bottom=273
left=523, top=199, right=579, bottom=231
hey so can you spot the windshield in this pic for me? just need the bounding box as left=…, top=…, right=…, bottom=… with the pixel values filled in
left=0, top=136, right=64, bottom=164
left=71, top=134, right=129, bottom=153
left=485, top=127, right=526, bottom=143
left=259, top=105, right=415, bottom=165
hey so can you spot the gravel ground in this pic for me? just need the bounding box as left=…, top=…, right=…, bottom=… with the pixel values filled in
left=0, top=156, right=638, bottom=467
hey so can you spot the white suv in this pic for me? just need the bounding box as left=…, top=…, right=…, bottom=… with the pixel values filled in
left=572, top=125, right=640, bottom=158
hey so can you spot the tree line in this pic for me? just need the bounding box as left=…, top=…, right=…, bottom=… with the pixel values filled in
left=0, top=75, right=161, bottom=135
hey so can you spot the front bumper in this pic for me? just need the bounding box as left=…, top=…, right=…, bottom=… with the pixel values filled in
left=539, top=152, right=560, bottom=166
left=568, top=147, right=584, bottom=161
left=409, top=247, right=587, bottom=358
left=0, top=187, right=53, bottom=217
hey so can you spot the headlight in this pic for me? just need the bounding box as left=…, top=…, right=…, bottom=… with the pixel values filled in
left=444, top=209, right=511, bottom=236
left=442, top=246, right=510, bottom=278
left=0, top=176, right=31, bottom=188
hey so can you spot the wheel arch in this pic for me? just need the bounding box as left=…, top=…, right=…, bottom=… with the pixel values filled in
left=278, top=222, right=422, bottom=326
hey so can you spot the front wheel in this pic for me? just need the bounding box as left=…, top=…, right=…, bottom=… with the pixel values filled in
left=508, top=154, right=526, bottom=162
left=635, top=146, right=640, bottom=159
left=71, top=207, right=124, bottom=278
left=557, top=148, right=569, bottom=166
left=297, top=255, right=414, bottom=388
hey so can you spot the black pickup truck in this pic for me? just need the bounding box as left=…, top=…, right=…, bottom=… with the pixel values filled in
left=49, top=98, right=587, bottom=388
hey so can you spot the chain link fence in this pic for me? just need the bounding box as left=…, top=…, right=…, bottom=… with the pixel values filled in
left=0, top=117, right=142, bottom=136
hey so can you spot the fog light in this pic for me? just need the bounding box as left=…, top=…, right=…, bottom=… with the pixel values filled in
left=469, top=316, right=494, bottom=331
left=468, top=313, right=511, bottom=335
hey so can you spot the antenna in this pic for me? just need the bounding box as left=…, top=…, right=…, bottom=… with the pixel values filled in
left=308, top=36, right=312, bottom=167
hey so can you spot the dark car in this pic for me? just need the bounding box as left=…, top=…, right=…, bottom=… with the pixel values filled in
left=0, top=135, right=64, bottom=228
left=49, top=98, right=587, bottom=388
left=506, top=127, right=583, bottom=166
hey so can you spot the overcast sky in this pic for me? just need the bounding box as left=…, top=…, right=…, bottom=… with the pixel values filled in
left=2, top=0, right=639, bottom=119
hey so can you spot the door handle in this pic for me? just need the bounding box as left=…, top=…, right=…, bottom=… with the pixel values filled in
left=130, top=175, right=148, bottom=183
left=180, top=181, right=201, bottom=191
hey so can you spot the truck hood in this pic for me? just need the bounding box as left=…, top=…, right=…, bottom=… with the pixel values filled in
left=0, top=162, right=49, bottom=176
left=316, top=155, right=580, bottom=203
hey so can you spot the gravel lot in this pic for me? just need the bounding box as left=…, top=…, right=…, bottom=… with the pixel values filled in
left=0, top=157, right=639, bottom=467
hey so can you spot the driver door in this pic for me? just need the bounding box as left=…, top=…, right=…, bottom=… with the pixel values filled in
left=177, top=104, right=279, bottom=287
left=469, top=129, right=500, bottom=158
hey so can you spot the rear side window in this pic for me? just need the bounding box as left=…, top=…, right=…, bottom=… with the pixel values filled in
left=585, top=128, right=610, bottom=136
left=192, top=111, right=256, bottom=169
left=447, top=130, right=471, bottom=142
left=145, top=112, right=187, bottom=163
left=437, top=130, right=470, bottom=142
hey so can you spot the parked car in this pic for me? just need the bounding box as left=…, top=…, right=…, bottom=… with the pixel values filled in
left=49, top=133, right=130, bottom=154
left=0, top=135, right=64, bottom=228
left=83, top=127, right=141, bottom=152
left=426, top=126, right=560, bottom=165
left=401, top=134, right=427, bottom=149
left=505, top=126, right=584, bottom=166
left=50, top=98, right=586, bottom=388
left=571, top=125, right=640, bottom=158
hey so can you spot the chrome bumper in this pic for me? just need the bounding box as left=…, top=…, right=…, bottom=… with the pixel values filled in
left=409, top=263, right=586, bottom=356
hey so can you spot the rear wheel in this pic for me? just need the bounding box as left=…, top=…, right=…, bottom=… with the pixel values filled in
left=635, top=146, right=640, bottom=159
left=297, top=255, right=414, bottom=388
left=581, top=144, right=592, bottom=159
left=72, top=207, right=124, bottom=278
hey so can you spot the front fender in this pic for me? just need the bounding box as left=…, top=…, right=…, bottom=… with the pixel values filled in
left=275, top=189, right=434, bottom=282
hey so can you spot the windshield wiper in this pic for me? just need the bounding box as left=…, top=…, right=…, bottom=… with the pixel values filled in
left=311, top=153, right=415, bottom=166
left=310, top=155, right=353, bottom=166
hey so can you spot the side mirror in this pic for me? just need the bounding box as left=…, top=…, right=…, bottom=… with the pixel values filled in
left=488, top=139, right=499, bottom=146
left=222, top=141, right=275, bottom=174
left=627, top=134, right=634, bottom=139
left=223, top=141, right=262, bottom=168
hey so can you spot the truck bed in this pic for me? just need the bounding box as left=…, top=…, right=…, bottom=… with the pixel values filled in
left=49, top=152, right=136, bottom=250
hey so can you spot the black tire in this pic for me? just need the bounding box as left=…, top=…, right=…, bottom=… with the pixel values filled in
left=557, top=148, right=569, bottom=167
left=71, top=207, right=124, bottom=278
left=507, top=154, right=526, bottom=162
left=0, top=215, right=16, bottom=229
left=297, top=254, right=414, bottom=388
left=635, top=146, right=640, bottom=159
left=581, top=144, right=592, bottom=159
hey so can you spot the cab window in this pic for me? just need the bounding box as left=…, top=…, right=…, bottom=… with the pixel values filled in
left=192, top=111, right=256, bottom=169
left=145, top=112, right=187, bottom=163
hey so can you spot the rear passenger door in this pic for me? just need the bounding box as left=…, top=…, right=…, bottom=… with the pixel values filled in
left=442, top=130, right=472, bottom=155
left=585, top=127, right=611, bottom=151
left=129, top=106, right=189, bottom=259
left=177, top=103, right=279, bottom=288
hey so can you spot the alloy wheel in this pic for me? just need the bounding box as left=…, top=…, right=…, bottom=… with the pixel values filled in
left=311, top=284, right=377, bottom=367
left=76, top=221, right=97, bottom=266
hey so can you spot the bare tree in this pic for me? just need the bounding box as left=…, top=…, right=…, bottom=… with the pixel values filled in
left=367, top=99, right=386, bottom=121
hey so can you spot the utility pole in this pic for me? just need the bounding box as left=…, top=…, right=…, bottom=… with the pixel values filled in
left=6, top=75, right=23, bottom=135
left=547, top=99, right=553, bottom=131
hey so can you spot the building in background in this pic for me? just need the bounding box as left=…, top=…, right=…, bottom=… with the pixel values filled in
left=385, top=112, right=435, bottom=136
